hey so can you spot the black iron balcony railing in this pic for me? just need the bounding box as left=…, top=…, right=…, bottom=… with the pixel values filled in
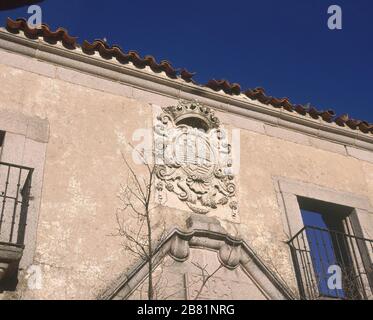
left=0, top=162, right=33, bottom=247
left=288, top=226, right=373, bottom=300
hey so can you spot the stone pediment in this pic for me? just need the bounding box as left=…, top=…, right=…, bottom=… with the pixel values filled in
left=99, top=216, right=294, bottom=300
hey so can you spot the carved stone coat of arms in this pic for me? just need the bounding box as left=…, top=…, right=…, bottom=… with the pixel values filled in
left=154, top=101, right=239, bottom=218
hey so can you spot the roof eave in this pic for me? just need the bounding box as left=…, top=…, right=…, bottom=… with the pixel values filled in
left=0, top=28, right=372, bottom=152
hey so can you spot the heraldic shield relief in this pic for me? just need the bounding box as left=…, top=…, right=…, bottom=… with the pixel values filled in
left=154, top=100, right=239, bottom=218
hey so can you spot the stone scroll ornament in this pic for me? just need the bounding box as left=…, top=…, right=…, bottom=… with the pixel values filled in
left=154, top=100, right=239, bottom=218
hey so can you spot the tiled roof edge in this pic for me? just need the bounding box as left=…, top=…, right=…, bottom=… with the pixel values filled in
left=3, top=17, right=373, bottom=136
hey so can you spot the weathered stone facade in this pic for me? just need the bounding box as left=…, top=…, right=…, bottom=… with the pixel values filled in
left=0, top=25, right=372, bottom=300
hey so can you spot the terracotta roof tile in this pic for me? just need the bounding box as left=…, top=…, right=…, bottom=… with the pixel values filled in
left=0, top=0, right=43, bottom=11
left=293, top=104, right=308, bottom=116
left=6, top=18, right=77, bottom=49
left=205, top=79, right=241, bottom=95
left=3, top=18, right=373, bottom=135
left=82, top=39, right=183, bottom=78
left=180, top=69, right=196, bottom=83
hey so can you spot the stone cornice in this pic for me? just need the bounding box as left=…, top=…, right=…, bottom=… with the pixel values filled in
left=1, top=29, right=373, bottom=153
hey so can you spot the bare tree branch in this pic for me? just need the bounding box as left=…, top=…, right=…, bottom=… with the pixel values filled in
left=115, top=143, right=235, bottom=300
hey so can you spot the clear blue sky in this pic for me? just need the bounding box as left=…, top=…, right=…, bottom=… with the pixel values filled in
left=1, top=1, right=372, bottom=122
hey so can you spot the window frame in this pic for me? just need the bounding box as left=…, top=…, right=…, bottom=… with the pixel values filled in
left=0, top=111, right=49, bottom=270
left=274, top=177, right=372, bottom=239
left=274, top=177, right=373, bottom=299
